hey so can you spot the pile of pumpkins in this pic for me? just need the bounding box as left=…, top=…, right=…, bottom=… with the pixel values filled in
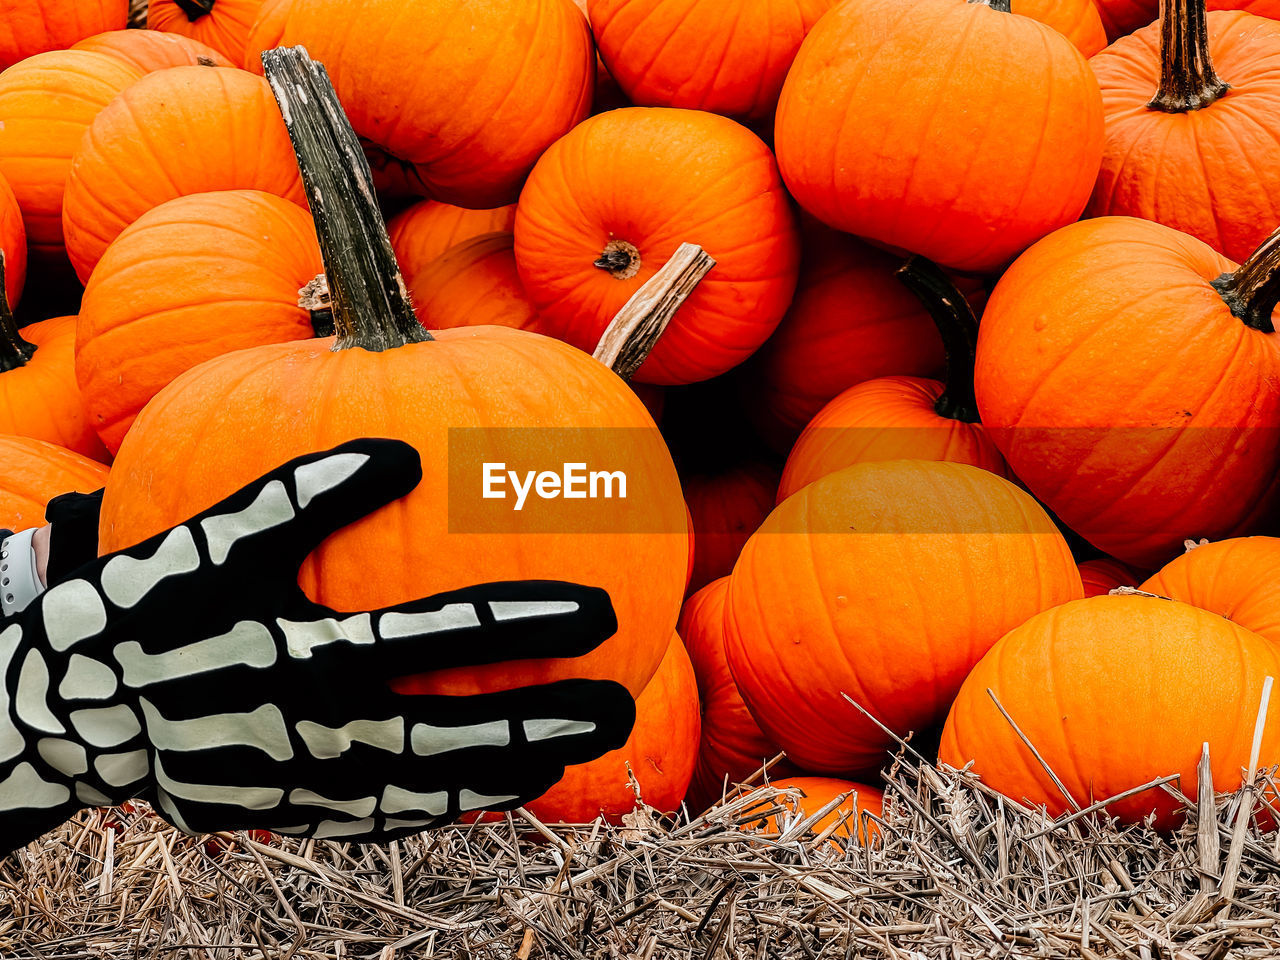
left=2, top=0, right=1280, bottom=841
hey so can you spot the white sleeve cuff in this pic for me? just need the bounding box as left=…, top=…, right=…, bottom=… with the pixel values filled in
left=1, top=528, right=45, bottom=617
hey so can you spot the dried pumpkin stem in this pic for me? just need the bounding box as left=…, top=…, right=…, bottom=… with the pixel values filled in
left=594, top=240, right=642, bottom=281
left=1148, top=0, right=1229, bottom=112
left=967, top=0, right=1012, bottom=12
left=174, top=0, right=216, bottom=22
left=896, top=256, right=980, bottom=423
left=1212, top=225, right=1280, bottom=333
left=262, top=46, right=430, bottom=352
left=0, top=253, right=35, bottom=372
left=592, top=243, right=715, bottom=382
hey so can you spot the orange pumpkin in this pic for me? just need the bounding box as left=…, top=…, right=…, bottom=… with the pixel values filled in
left=1015, top=0, right=1107, bottom=55
left=1079, top=557, right=1143, bottom=597
left=387, top=201, right=517, bottom=275
left=521, top=634, right=700, bottom=823
left=99, top=47, right=688, bottom=705
left=747, top=777, right=884, bottom=846
left=244, top=0, right=594, bottom=208
left=725, top=460, right=1083, bottom=775
left=683, top=460, right=780, bottom=595
left=0, top=0, right=127, bottom=71
left=1088, top=1, right=1280, bottom=264
left=680, top=578, right=790, bottom=810
left=403, top=233, right=541, bottom=333
left=72, top=28, right=235, bottom=70
left=1095, top=0, right=1278, bottom=43
left=940, top=595, right=1280, bottom=828
left=746, top=225, right=971, bottom=455
left=515, top=108, right=800, bottom=385
left=62, top=66, right=305, bottom=283
left=0, top=436, right=109, bottom=532
left=974, top=216, right=1280, bottom=569
left=148, top=0, right=264, bottom=65
left=0, top=51, right=144, bottom=272
left=777, top=259, right=1008, bottom=502
left=586, top=0, right=837, bottom=120
left=76, top=190, right=324, bottom=454
left=0, top=173, right=26, bottom=312
left=1142, top=537, right=1280, bottom=644
left=775, top=0, right=1104, bottom=273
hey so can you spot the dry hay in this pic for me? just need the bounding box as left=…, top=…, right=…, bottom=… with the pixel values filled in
left=1, top=738, right=1278, bottom=960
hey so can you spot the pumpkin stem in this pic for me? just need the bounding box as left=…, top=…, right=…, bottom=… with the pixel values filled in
left=1211, top=225, right=1280, bottom=333
left=0, top=252, right=35, bottom=373
left=298, top=273, right=335, bottom=337
left=896, top=256, right=980, bottom=423
left=1148, top=0, right=1229, bottom=112
left=592, top=243, right=715, bottom=382
left=594, top=240, right=642, bottom=280
left=174, top=0, right=216, bottom=21
left=262, top=46, right=429, bottom=352
left=967, top=0, right=1012, bottom=12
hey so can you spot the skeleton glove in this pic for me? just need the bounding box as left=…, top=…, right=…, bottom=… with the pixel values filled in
left=0, top=439, right=635, bottom=851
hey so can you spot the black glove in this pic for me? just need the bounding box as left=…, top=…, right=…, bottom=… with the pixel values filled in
left=44, top=488, right=105, bottom=586
left=0, top=439, right=634, bottom=851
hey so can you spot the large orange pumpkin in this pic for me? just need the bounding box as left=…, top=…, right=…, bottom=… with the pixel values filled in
left=76, top=190, right=324, bottom=454
left=680, top=578, right=789, bottom=811
left=99, top=47, right=688, bottom=705
left=777, top=258, right=1007, bottom=502
left=0, top=51, right=144, bottom=273
left=387, top=201, right=517, bottom=276
left=1079, top=557, right=1144, bottom=597
left=72, top=28, right=235, bottom=70
left=1142, top=537, right=1280, bottom=645
left=1016, top=0, right=1107, bottom=55
left=148, top=0, right=264, bottom=65
left=520, top=634, right=700, bottom=823
left=974, top=216, right=1280, bottom=569
left=243, top=0, right=594, bottom=208
left=0, top=436, right=109, bottom=532
left=775, top=0, right=1104, bottom=273
left=515, top=108, right=800, bottom=385
left=939, top=595, right=1280, bottom=828
left=725, top=460, right=1083, bottom=775
left=62, top=66, right=305, bottom=283
left=1088, top=0, right=1280, bottom=264
left=0, top=174, right=25, bottom=312
left=1095, top=0, right=1279, bottom=43
left=403, top=233, right=541, bottom=333
left=586, top=0, right=837, bottom=121
left=0, top=0, right=127, bottom=71
left=683, top=460, right=780, bottom=595
left=746, top=777, right=884, bottom=846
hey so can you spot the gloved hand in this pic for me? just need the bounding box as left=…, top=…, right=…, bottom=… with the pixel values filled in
left=0, top=439, right=634, bottom=851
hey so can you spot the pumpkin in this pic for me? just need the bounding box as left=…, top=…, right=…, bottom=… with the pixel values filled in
left=76, top=190, right=325, bottom=454
left=679, top=578, right=790, bottom=811
left=683, top=460, right=780, bottom=595
left=939, top=595, right=1280, bottom=828
left=745, top=777, right=884, bottom=846
left=1016, top=0, right=1107, bottom=55
left=775, top=0, right=1104, bottom=273
left=514, top=107, right=801, bottom=385
left=1141, top=537, right=1280, bottom=644
left=746, top=225, right=977, bottom=455
left=974, top=216, right=1280, bottom=569
left=387, top=201, right=517, bottom=276
left=586, top=0, right=837, bottom=121
left=243, top=0, right=594, bottom=208
left=0, top=173, right=25, bottom=312
left=519, top=633, right=700, bottom=823
left=1094, top=0, right=1278, bottom=43
left=725, top=460, right=1083, bottom=775
left=568, top=0, right=629, bottom=114
left=0, top=436, right=109, bottom=533
left=401, top=233, right=541, bottom=333
left=1088, top=0, right=1280, bottom=264
left=0, top=0, right=128, bottom=71
left=62, top=65, right=305, bottom=283
left=99, top=48, right=688, bottom=709
left=0, top=51, right=144, bottom=273
left=777, top=258, right=1008, bottom=502
left=148, top=0, right=264, bottom=65
left=1079, top=557, right=1144, bottom=597
left=72, top=28, right=235, bottom=70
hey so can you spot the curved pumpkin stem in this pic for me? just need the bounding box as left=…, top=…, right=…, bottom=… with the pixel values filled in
left=594, top=240, right=642, bottom=280
left=967, top=0, right=1012, bottom=12
left=263, top=47, right=429, bottom=352
left=0, top=253, right=35, bottom=373
left=896, top=256, right=980, bottom=423
left=592, top=243, right=715, bottom=382
left=1212, top=225, right=1280, bottom=333
left=175, top=0, right=216, bottom=22
left=1148, top=0, right=1229, bottom=112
